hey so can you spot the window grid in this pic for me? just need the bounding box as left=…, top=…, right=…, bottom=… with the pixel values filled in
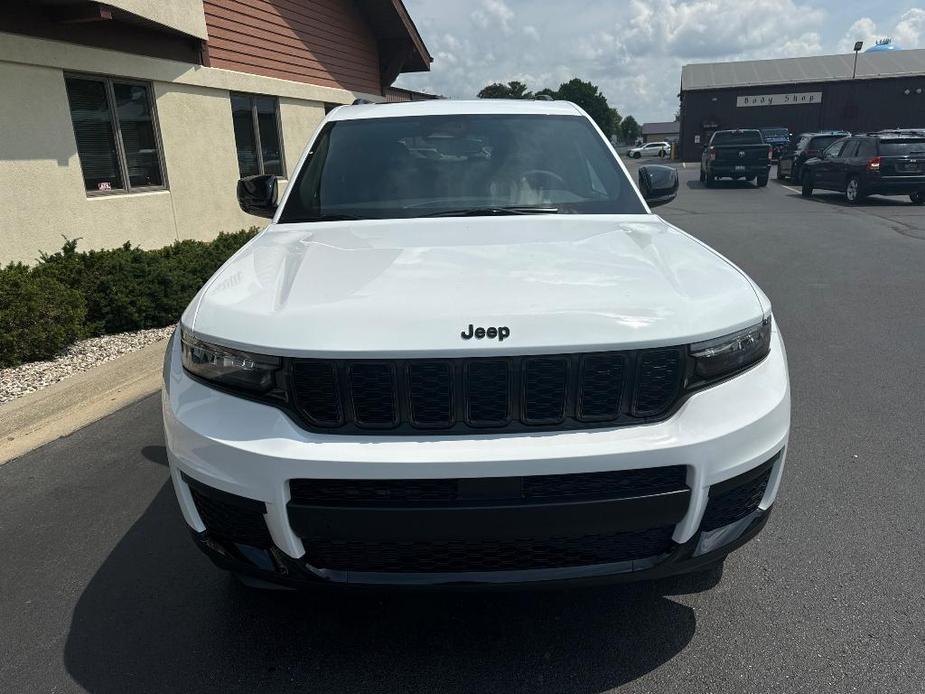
left=65, top=73, right=168, bottom=196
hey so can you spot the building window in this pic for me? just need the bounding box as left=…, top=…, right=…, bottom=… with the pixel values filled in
left=231, top=93, right=284, bottom=177
left=64, top=75, right=166, bottom=194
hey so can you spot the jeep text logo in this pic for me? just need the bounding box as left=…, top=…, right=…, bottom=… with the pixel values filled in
left=461, top=324, right=510, bottom=342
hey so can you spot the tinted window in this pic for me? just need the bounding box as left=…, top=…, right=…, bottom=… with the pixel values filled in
left=856, top=139, right=877, bottom=158
left=808, top=135, right=842, bottom=152
left=878, top=139, right=925, bottom=156
left=824, top=140, right=847, bottom=158
left=279, top=114, right=645, bottom=222
left=761, top=128, right=789, bottom=139
left=231, top=93, right=285, bottom=177
left=841, top=140, right=860, bottom=157
left=65, top=76, right=165, bottom=193
left=712, top=131, right=763, bottom=145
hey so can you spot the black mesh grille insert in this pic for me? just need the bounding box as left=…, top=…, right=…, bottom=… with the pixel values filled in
left=191, top=488, right=272, bottom=548
left=578, top=353, right=626, bottom=421
left=291, top=361, right=342, bottom=427
left=466, top=360, right=510, bottom=426
left=632, top=349, right=683, bottom=417
left=408, top=362, right=453, bottom=427
left=288, top=347, right=691, bottom=434
left=701, top=466, right=773, bottom=532
left=349, top=363, right=397, bottom=427
left=522, top=357, right=568, bottom=424
left=289, top=466, right=688, bottom=506
left=304, top=527, right=675, bottom=573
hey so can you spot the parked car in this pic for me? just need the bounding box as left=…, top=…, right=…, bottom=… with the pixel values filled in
left=163, top=99, right=789, bottom=590
left=800, top=132, right=925, bottom=204
left=758, top=127, right=791, bottom=161
left=699, top=129, right=772, bottom=187
left=627, top=141, right=671, bottom=158
left=777, top=131, right=850, bottom=182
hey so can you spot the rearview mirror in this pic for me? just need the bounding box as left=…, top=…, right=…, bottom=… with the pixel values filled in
left=237, top=174, right=279, bottom=218
left=639, top=165, right=678, bottom=208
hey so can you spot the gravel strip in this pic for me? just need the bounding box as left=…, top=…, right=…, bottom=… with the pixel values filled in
left=0, top=326, right=175, bottom=404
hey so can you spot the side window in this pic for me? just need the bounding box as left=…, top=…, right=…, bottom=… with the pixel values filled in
left=65, top=74, right=166, bottom=194
left=856, top=139, right=877, bottom=158
left=841, top=140, right=860, bottom=157
left=824, top=140, right=846, bottom=158
left=231, top=93, right=285, bottom=177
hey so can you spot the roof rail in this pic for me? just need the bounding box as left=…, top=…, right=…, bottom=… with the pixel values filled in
left=534, top=94, right=554, bottom=101
left=352, top=98, right=374, bottom=105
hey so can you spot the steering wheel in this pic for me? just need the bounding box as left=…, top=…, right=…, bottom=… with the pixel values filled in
left=521, top=169, right=568, bottom=188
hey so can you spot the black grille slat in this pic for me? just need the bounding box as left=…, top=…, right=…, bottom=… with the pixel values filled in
left=466, top=360, right=511, bottom=426
left=289, top=466, right=688, bottom=506
left=349, top=363, right=398, bottom=427
left=522, top=357, right=568, bottom=424
left=304, top=527, right=675, bottom=573
left=632, top=349, right=683, bottom=417
left=191, top=489, right=272, bottom=548
left=291, top=361, right=342, bottom=427
left=408, top=362, right=453, bottom=427
left=578, top=354, right=626, bottom=421
left=289, top=347, right=691, bottom=434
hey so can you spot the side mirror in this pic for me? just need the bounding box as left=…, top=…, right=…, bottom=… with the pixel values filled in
left=237, top=174, right=279, bottom=218
left=639, top=164, right=678, bottom=208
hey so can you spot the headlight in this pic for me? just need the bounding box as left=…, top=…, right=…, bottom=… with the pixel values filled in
left=181, top=330, right=280, bottom=394
left=689, top=316, right=772, bottom=382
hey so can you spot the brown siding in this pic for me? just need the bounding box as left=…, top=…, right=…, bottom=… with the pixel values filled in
left=203, top=0, right=382, bottom=94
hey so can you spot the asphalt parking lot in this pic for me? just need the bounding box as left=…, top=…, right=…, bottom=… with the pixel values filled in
left=2, top=162, right=924, bottom=694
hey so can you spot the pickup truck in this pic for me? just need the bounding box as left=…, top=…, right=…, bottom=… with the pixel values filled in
left=163, top=100, right=789, bottom=590
left=700, top=129, right=772, bottom=187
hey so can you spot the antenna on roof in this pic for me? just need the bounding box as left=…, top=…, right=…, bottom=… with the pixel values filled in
left=352, top=98, right=373, bottom=105
left=534, top=94, right=554, bottom=101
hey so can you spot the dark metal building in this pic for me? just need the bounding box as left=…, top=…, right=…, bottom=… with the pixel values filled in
left=678, top=49, right=925, bottom=161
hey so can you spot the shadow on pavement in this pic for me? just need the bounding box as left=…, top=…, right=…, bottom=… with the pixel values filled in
left=685, top=179, right=761, bottom=190
left=63, top=481, right=703, bottom=694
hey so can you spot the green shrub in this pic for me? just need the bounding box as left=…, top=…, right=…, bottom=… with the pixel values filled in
left=36, top=228, right=258, bottom=336
left=0, top=264, right=86, bottom=368
left=2, top=228, right=257, bottom=368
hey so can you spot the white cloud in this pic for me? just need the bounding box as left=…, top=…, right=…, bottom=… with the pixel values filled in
left=523, top=25, right=540, bottom=41
left=471, top=0, right=515, bottom=35
left=838, top=9, right=925, bottom=52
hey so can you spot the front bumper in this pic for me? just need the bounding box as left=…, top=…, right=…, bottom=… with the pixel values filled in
left=163, top=329, right=790, bottom=587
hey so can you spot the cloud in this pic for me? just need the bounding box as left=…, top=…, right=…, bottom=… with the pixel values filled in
left=837, top=9, right=925, bottom=52
left=471, top=0, right=515, bottom=34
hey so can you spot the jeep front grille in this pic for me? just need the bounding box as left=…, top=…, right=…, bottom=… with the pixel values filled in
left=289, top=348, right=684, bottom=434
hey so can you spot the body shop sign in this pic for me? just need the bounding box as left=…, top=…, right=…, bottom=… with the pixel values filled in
left=736, top=92, right=822, bottom=107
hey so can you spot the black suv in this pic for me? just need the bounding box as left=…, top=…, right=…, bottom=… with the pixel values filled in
left=777, top=131, right=849, bottom=182
left=800, top=132, right=925, bottom=204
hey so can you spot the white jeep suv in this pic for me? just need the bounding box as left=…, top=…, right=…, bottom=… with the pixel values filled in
left=162, top=99, right=789, bottom=589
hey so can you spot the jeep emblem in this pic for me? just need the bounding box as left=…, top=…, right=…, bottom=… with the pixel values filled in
left=461, top=324, right=510, bottom=341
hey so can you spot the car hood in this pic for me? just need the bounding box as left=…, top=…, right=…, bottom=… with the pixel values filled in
left=185, top=215, right=765, bottom=357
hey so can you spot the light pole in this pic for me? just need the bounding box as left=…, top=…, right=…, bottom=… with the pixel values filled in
left=852, top=41, right=863, bottom=79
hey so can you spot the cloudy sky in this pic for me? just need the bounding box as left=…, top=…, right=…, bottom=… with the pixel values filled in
left=395, top=0, right=925, bottom=123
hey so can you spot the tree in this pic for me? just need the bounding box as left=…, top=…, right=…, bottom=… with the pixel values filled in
left=547, top=78, right=615, bottom=137
left=608, top=108, right=623, bottom=138
left=620, top=115, right=641, bottom=144
left=477, top=80, right=533, bottom=99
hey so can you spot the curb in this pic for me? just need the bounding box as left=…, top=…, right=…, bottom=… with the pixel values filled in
left=0, top=339, right=168, bottom=465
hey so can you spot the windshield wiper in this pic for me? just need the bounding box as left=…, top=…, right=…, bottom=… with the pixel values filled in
left=418, top=206, right=560, bottom=218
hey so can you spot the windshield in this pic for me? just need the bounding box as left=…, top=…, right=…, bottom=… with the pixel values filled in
left=879, top=139, right=925, bottom=156
left=278, top=114, right=645, bottom=222
left=712, top=131, right=763, bottom=146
